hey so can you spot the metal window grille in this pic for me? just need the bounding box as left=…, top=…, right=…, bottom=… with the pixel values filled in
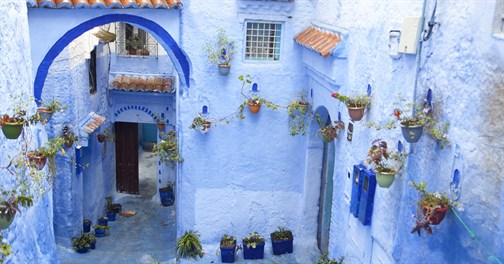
left=115, top=23, right=158, bottom=58
left=245, top=22, right=282, bottom=61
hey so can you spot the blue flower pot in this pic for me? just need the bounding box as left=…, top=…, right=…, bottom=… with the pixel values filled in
left=159, top=189, right=174, bottom=207
left=401, top=124, right=424, bottom=143
left=76, top=247, right=88, bottom=253
left=83, top=220, right=91, bottom=233
left=90, top=241, right=96, bottom=249
left=271, top=238, right=293, bottom=255
left=243, top=242, right=264, bottom=260
left=95, top=229, right=106, bottom=237
left=220, top=244, right=236, bottom=263
left=98, top=218, right=108, bottom=226
left=107, top=212, right=116, bottom=222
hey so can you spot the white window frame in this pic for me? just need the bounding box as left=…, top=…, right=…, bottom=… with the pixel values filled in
left=244, top=20, right=284, bottom=62
left=115, top=22, right=159, bottom=57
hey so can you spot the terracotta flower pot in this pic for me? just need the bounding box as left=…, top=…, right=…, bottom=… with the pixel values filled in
left=375, top=170, right=397, bottom=188
left=27, top=152, right=47, bottom=170
left=248, top=102, right=261, bottom=114
left=347, top=107, right=365, bottom=121
left=128, top=49, right=137, bottom=55
left=423, top=206, right=449, bottom=225
left=401, top=124, right=424, bottom=143
left=65, top=139, right=74, bottom=148
left=97, top=134, right=106, bottom=143
left=1, top=122, right=23, bottom=139
left=157, top=123, right=166, bottom=131
left=200, top=122, right=212, bottom=134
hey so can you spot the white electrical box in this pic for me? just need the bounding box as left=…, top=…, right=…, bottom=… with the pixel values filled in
left=398, top=16, right=421, bottom=54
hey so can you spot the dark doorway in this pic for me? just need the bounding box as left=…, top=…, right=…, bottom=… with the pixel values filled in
left=317, top=117, right=335, bottom=253
left=115, top=122, right=139, bottom=194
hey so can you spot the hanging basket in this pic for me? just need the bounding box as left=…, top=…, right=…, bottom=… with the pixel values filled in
left=401, top=124, right=424, bottom=143
left=347, top=107, right=365, bottom=121
left=1, top=122, right=23, bottom=139
left=27, top=151, right=47, bottom=171
left=248, top=102, right=261, bottom=114
left=423, top=206, right=449, bottom=225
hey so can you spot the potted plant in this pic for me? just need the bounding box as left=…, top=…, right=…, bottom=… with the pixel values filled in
left=37, top=98, right=64, bottom=124
left=410, top=182, right=455, bottom=236
left=0, top=197, right=20, bottom=230
left=317, top=253, right=345, bottom=264
left=159, top=182, right=175, bottom=207
left=82, top=233, right=96, bottom=250
left=83, top=219, right=91, bottom=233
left=204, top=28, right=236, bottom=75
left=72, top=234, right=90, bottom=253
left=270, top=227, right=293, bottom=255
left=317, top=115, right=345, bottom=143
left=93, top=225, right=110, bottom=237
left=105, top=197, right=117, bottom=221
left=366, top=139, right=407, bottom=188
left=331, top=92, right=370, bottom=121
left=62, top=125, right=78, bottom=148
left=220, top=234, right=237, bottom=263
left=0, top=234, right=12, bottom=260
left=97, top=128, right=114, bottom=143
left=288, top=92, right=311, bottom=136
left=27, top=137, right=65, bottom=178
left=189, top=113, right=213, bottom=134
left=176, top=230, right=204, bottom=260
left=237, top=75, right=279, bottom=118
left=242, top=232, right=265, bottom=260
left=153, top=130, right=183, bottom=168
left=126, top=35, right=143, bottom=55
left=98, top=216, right=108, bottom=226
left=0, top=113, right=26, bottom=140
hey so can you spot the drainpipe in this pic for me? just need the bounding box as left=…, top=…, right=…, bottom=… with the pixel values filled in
left=412, top=0, right=429, bottom=108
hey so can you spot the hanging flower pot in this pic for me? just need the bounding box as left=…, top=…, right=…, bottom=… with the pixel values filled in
left=375, top=169, right=397, bottom=188
left=199, top=121, right=212, bottom=134
left=347, top=107, right=365, bottom=121
left=37, top=107, right=54, bottom=123
left=218, top=64, right=231, bottom=76
left=97, top=134, right=106, bottom=143
left=248, top=101, right=261, bottom=114
left=0, top=198, right=19, bottom=230
left=0, top=210, right=16, bottom=230
left=1, top=121, right=23, bottom=140
left=400, top=124, right=424, bottom=143
left=296, top=102, right=310, bottom=115
left=27, top=151, right=47, bottom=171
left=64, top=139, right=74, bottom=148
left=157, top=122, right=166, bottom=131
left=423, top=206, right=449, bottom=225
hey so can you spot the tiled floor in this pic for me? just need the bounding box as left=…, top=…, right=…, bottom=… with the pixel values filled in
left=59, top=150, right=177, bottom=264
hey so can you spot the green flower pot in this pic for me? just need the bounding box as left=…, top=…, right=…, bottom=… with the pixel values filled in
left=297, top=103, right=310, bottom=115
left=0, top=205, right=16, bottom=230
left=1, top=122, right=23, bottom=139
left=376, top=170, right=397, bottom=188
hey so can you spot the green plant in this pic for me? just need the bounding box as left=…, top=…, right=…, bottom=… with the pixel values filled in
left=72, top=234, right=91, bottom=250
left=317, top=114, right=345, bottom=142
left=318, top=252, right=345, bottom=264
left=82, top=233, right=96, bottom=243
left=153, top=130, right=183, bottom=167
left=270, top=227, right=293, bottom=241
left=159, top=182, right=174, bottom=192
left=366, top=139, right=406, bottom=173
left=189, top=113, right=212, bottom=130
left=204, top=28, right=236, bottom=66
left=411, top=182, right=452, bottom=209
left=62, top=125, right=78, bottom=146
left=39, top=98, right=65, bottom=113
left=0, top=234, right=12, bottom=262
left=220, top=234, right=236, bottom=247
left=176, top=230, right=204, bottom=260
left=28, top=137, right=65, bottom=179
left=242, top=232, right=265, bottom=249
left=0, top=196, right=21, bottom=222
left=126, top=34, right=143, bottom=50
left=331, top=92, right=370, bottom=108
left=93, top=225, right=110, bottom=231
left=97, top=127, right=115, bottom=143
left=237, top=74, right=280, bottom=119
left=287, top=92, right=311, bottom=136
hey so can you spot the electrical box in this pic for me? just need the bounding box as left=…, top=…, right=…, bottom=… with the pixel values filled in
left=357, top=169, right=377, bottom=226
left=350, top=165, right=365, bottom=218
left=398, top=16, right=421, bottom=54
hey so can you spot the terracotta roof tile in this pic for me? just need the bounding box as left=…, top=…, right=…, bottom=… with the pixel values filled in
left=294, top=26, right=342, bottom=57
left=81, top=113, right=106, bottom=134
left=111, top=74, right=175, bottom=93
left=32, top=0, right=181, bottom=9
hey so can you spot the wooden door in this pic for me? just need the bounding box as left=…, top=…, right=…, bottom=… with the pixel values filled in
left=115, top=122, right=139, bottom=194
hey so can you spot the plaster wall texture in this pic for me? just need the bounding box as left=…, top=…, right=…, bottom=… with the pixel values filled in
left=177, top=1, right=317, bottom=253
left=0, top=1, right=58, bottom=263
left=309, top=0, right=504, bottom=263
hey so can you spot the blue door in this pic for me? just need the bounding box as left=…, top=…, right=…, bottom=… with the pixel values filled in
left=142, top=123, right=157, bottom=143
left=317, top=137, right=335, bottom=252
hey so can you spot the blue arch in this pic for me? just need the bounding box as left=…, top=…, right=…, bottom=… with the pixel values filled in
left=33, top=14, right=190, bottom=105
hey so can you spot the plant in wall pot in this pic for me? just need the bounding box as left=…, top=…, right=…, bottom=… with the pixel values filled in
left=153, top=130, right=183, bottom=168
left=126, top=35, right=143, bottom=55
left=237, top=74, right=279, bottom=118
left=204, top=28, right=236, bottom=75
left=189, top=113, right=213, bottom=134
left=410, top=181, right=457, bottom=236
left=176, top=230, right=204, bottom=260
left=242, top=232, right=265, bottom=260
left=287, top=92, right=311, bottom=136
left=158, top=182, right=174, bottom=207
left=97, top=128, right=114, bottom=143
left=62, top=125, right=78, bottom=148
left=0, top=113, right=26, bottom=140
left=331, top=92, right=370, bottom=121
left=27, top=137, right=65, bottom=178
left=37, top=98, right=65, bottom=124
left=0, top=197, right=20, bottom=230
left=220, top=234, right=237, bottom=263
left=270, top=227, right=293, bottom=255
left=317, top=114, right=345, bottom=143
left=366, top=139, right=407, bottom=188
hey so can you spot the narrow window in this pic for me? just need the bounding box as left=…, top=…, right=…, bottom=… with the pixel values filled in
left=88, top=47, right=97, bottom=94
left=116, top=22, right=158, bottom=57
left=245, top=21, right=283, bottom=61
